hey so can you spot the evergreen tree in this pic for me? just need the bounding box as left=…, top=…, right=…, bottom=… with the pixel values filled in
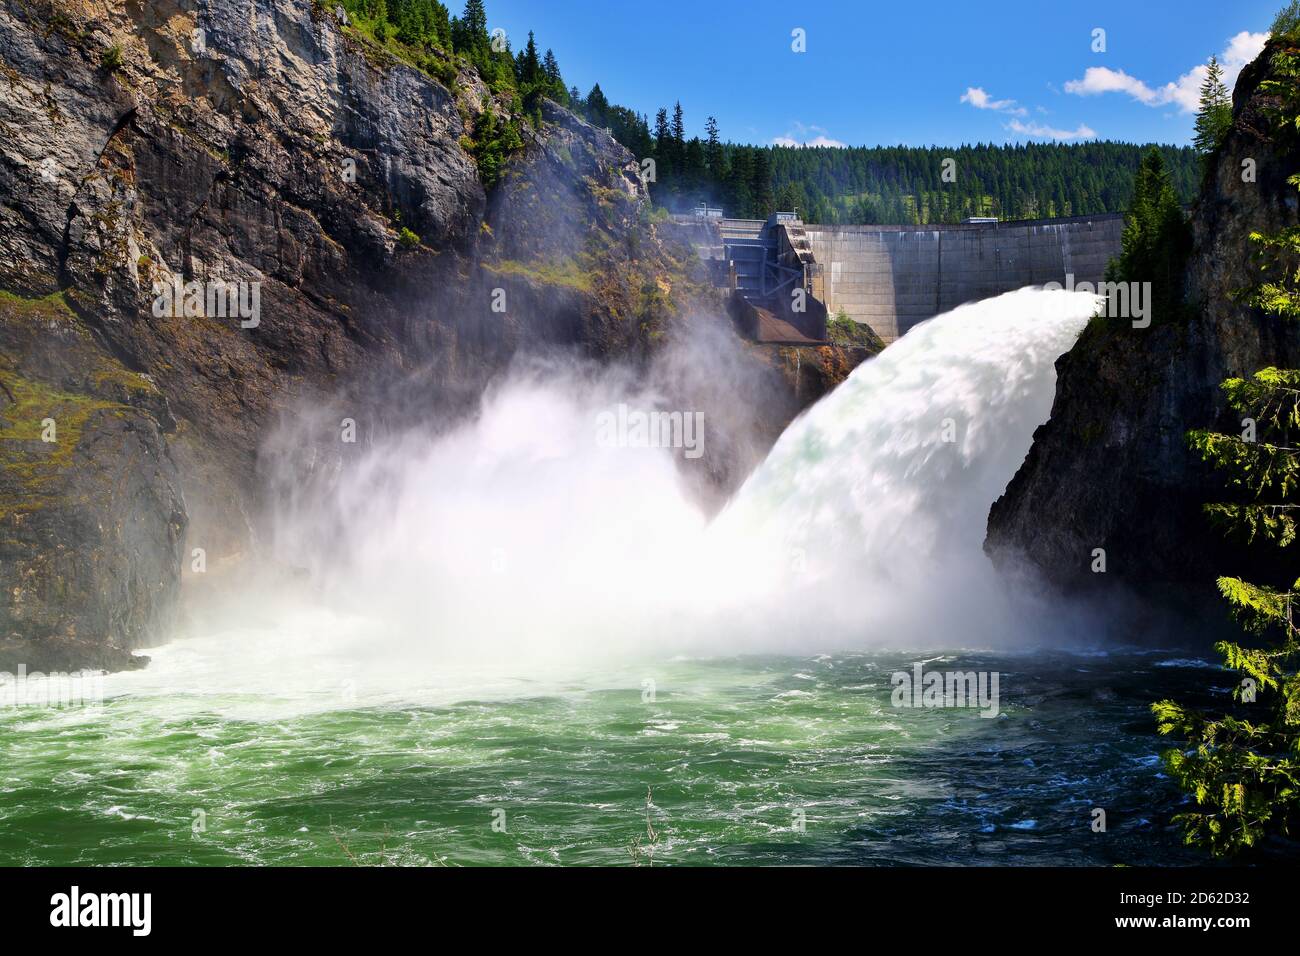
left=1193, top=55, right=1233, bottom=156
left=461, top=0, right=486, bottom=41
left=449, top=0, right=490, bottom=72
left=520, top=31, right=541, bottom=84
left=681, top=138, right=707, bottom=200
left=704, top=115, right=724, bottom=182
left=585, top=83, right=610, bottom=127
left=1106, top=147, right=1192, bottom=321
left=727, top=147, right=755, bottom=217
left=541, top=49, right=565, bottom=102
left=335, top=4, right=1199, bottom=219
left=653, top=107, right=671, bottom=166
left=671, top=101, right=686, bottom=152
left=751, top=150, right=775, bottom=216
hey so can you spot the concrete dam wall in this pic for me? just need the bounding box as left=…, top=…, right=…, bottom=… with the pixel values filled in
left=805, top=214, right=1124, bottom=342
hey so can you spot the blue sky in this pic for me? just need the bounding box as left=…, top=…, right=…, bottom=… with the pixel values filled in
left=484, top=0, right=1283, bottom=147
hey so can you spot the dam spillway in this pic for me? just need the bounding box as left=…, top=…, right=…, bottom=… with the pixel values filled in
left=805, top=215, right=1124, bottom=342
left=672, top=212, right=1124, bottom=345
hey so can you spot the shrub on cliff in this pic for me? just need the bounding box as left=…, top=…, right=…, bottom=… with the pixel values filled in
left=99, top=43, right=123, bottom=73
left=827, top=310, right=882, bottom=348
left=468, top=106, right=523, bottom=190
left=1273, top=1, right=1300, bottom=37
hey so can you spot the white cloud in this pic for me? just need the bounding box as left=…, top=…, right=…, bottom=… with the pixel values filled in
left=772, top=122, right=847, bottom=148
left=1223, top=29, right=1269, bottom=67
left=960, top=87, right=1028, bottom=116
left=772, top=135, right=848, bottom=148
left=1006, top=118, right=1097, bottom=141
left=1064, top=30, right=1267, bottom=114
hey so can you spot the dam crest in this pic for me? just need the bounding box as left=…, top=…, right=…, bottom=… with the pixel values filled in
left=672, top=210, right=1124, bottom=344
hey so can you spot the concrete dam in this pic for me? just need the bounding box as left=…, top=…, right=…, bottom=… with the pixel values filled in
left=673, top=212, right=1124, bottom=344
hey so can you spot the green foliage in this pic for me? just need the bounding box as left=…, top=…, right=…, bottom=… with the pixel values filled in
left=1188, top=369, right=1300, bottom=546
left=397, top=226, right=420, bottom=248
left=1190, top=371, right=1300, bottom=495
left=570, top=91, right=1199, bottom=221
left=100, top=43, right=123, bottom=72
left=1272, top=0, right=1300, bottom=38
left=1248, top=174, right=1300, bottom=320
left=1105, top=147, right=1192, bottom=321
left=765, top=141, right=1198, bottom=225
left=337, top=1, right=555, bottom=180
left=340, top=1, right=1202, bottom=223
left=342, top=0, right=452, bottom=51
left=1152, top=691, right=1300, bottom=854
left=827, top=310, right=881, bottom=348
left=467, top=106, right=522, bottom=189
left=1258, top=43, right=1300, bottom=143
left=484, top=257, right=593, bottom=293
left=1193, top=55, right=1233, bottom=158
left=1157, top=69, right=1300, bottom=856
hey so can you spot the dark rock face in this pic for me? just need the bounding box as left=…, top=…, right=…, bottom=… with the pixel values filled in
left=0, top=0, right=833, bottom=669
left=0, top=293, right=183, bottom=671
left=985, top=41, right=1300, bottom=613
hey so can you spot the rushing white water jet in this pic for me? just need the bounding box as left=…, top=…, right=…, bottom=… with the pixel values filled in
left=702, top=287, right=1100, bottom=650
left=118, top=286, right=1097, bottom=708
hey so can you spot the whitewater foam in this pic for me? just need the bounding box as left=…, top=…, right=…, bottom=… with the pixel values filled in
left=132, top=286, right=1101, bottom=707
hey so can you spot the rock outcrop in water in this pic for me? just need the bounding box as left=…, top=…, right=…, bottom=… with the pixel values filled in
left=986, top=40, right=1300, bottom=617
left=0, top=0, right=810, bottom=669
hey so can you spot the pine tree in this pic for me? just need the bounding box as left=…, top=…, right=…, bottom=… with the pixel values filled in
left=751, top=150, right=775, bottom=216
left=461, top=0, right=486, bottom=41
left=704, top=115, right=724, bottom=183
left=665, top=101, right=685, bottom=185
left=653, top=107, right=671, bottom=158
left=727, top=147, right=755, bottom=217
left=1193, top=55, right=1233, bottom=156
left=583, top=83, right=609, bottom=128
left=520, top=31, right=541, bottom=84
left=1106, top=147, right=1192, bottom=321
left=541, top=49, right=564, bottom=101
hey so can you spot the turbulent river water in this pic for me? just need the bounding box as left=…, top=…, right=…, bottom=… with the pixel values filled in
left=0, top=289, right=1220, bottom=865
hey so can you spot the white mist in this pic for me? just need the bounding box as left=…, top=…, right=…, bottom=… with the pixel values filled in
left=112, top=287, right=1100, bottom=708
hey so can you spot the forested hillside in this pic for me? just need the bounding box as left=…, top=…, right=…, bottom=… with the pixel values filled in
left=338, top=0, right=1199, bottom=224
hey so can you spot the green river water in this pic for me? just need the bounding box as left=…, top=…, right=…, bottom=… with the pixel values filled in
left=0, top=643, right=1213, bottom=866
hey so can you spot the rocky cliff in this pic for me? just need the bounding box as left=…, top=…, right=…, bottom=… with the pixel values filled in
left=985, top=40, right=1300, bottom=624
left=0, top=0, right=800, bottom=669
